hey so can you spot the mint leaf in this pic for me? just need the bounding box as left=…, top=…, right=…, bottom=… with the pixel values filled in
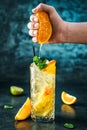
left=33, top=56, right=47, bottom=70
left=33, top=56, right=40, bottom=64
left=64, top=123, right=74, bottom=129
left=4, top=105, right=13, bottom=109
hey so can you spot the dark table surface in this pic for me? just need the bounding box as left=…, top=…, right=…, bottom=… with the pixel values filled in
left=0, top=81, right=87, bottom=130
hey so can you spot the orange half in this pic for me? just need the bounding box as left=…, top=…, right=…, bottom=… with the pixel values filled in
left=15, top=98, right=31, bottom=120
left=36, top=11, right=52, bottom=44
left=61, top=91, right=77, bottom=105
left=42, top=60, right=56, bottom=74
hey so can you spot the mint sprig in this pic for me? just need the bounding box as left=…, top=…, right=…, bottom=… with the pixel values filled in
left=33, top=56, right=47, bottom=70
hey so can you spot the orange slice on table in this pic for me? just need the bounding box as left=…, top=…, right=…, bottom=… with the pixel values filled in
left=42, top=60, right=56, bottom=74
left=61, top=91, right=77, bottom=105
left=15, top=98, right=31, bottom=120
left=36, top=11, right=52, bottom=44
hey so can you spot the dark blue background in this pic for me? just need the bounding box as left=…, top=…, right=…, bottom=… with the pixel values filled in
left=0, top=1, right=87, bottom=129
left=0, top=0, right=87, bottom=84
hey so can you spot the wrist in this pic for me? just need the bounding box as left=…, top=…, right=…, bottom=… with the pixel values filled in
left=60, top=21, right=69, bottom=43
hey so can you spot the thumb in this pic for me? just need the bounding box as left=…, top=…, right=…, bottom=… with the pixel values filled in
left=32, top=3, right=52, bottom=14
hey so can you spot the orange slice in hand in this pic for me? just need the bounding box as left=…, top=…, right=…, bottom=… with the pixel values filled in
left=61, top=91, right=77, bottom=105
left=42, top=60, right=56, bottom=74
left=36, top=11, right=52, bottom=44
left=15, top=98, right=31, bottom=120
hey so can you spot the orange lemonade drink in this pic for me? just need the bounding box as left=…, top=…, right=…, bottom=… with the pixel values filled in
left=30, top=56, right=56, bottom=122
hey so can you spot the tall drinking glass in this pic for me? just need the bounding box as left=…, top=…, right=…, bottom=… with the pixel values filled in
left=30, top=59, right=56, bottom=122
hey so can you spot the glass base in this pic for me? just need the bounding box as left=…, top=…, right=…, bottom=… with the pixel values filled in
left=31, top=117, right=54, bottom=123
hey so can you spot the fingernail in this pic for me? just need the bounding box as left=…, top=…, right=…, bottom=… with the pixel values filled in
left=34, top=17, right=38, bottom=22
left=33, top=30, right=37, bottom=35
left=34, top=23, right=39, bottom=28
left=32, top=8, right=37, bottom=13
left=32, top=37, right=37, bottom=42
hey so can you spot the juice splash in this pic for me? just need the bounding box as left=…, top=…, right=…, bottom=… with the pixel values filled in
left=39, top=44, right=42, bottom=58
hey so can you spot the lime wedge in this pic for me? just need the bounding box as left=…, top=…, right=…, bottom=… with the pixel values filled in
left=10, top=86, right=24, bottom=96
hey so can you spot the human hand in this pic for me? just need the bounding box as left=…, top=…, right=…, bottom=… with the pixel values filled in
left=27, top=3, right=66, bottom=43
